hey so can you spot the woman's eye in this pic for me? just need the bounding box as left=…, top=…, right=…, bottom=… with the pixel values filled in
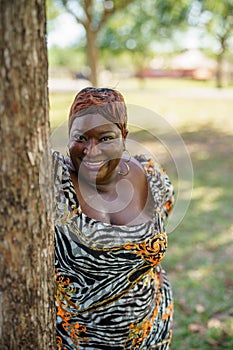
left=100, top=136, right=113, bottom=142
left=74, top=135, right=86, bottom=141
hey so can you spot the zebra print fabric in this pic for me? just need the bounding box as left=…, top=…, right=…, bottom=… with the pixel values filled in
left=53, top=152, right=174, bottom=350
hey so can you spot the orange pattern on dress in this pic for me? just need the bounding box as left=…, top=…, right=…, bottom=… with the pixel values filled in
left=162, top=301, right=174, bottom=321
left=127, top=285, right=173, bottom=348
left=55, top=274, right=89, bottom=349
left=165, top=199, right=173, bottom=213
left=144, top=158, right=156, bottom=175
left=123, top=233, right=167, bottom=266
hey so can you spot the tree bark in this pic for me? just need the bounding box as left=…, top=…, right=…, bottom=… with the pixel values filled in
left=0, top=1, right=55, bottom=349
left=86, top=27, right=98, bottom=87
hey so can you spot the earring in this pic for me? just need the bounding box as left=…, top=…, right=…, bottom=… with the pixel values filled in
left=117, top=161, right=130, bottom=176
left=117, top=148, right=131, bottom=176
left=122, top=149, right=131, bottom=163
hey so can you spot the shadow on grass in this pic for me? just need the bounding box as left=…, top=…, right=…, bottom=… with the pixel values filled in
left=133, top=126, right=233, bottom=350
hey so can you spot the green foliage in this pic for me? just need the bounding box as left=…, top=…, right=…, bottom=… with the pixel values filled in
left=53, top=0, right=136, bottom=30
left=189, top=0, right=233, bottom=86
left=48, top=45, right=86, bottom=71
left=47, top=0, right=233, bottom=87
left=47, top=0, right=194, bottom=80
left=98, top=0, right=192, bottom=72
left=99, top=0, right=191, bottom=53
left=46, top=0, right=62, bottom=20
left=190, top=0, right=233, bottom=51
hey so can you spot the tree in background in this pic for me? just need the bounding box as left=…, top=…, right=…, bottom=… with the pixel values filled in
left=57, top=0, right=135, bottom=86
left=0, top=1, right=55, bottom=348
left=190, top=0, right=233, bottom=87
left=48, top=0, right=233, bottom=88
left=99, top=0, right=191, bottom=76
left=48, top=0, right=192, bottom=85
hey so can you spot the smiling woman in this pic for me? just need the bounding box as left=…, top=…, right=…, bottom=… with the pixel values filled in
left=69, top=114, right=124, bottom=185
left=53, top=87, right=175, bottom=349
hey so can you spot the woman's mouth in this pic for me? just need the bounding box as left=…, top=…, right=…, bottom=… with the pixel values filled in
left=82, top=159, right=105, bottom=170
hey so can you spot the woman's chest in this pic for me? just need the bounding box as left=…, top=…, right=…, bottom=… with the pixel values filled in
left=69, top=165, right=156, bottom=226
left=77, top=184, right=155, bottom=226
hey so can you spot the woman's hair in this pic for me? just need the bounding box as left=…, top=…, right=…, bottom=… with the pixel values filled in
left=68, top=87, right=128, bottom=138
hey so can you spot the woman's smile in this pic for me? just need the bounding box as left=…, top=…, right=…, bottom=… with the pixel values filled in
left=82, top=158, right=106, bottom=170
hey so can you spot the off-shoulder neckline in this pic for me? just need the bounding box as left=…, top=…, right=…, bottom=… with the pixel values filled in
left=57, top=151, right=163, bottom=228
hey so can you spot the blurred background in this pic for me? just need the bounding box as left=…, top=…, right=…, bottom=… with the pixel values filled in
left=47, top=1, right=233, bottom=349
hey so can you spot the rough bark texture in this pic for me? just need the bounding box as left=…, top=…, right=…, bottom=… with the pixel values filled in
left=0, top=1, right=55, bottom=349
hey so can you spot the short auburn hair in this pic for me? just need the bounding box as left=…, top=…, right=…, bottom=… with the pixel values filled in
left=68, top=87, right=128, bottom=138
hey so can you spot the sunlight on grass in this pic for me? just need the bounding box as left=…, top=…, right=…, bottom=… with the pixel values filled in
left=49, top=92, right=75, bottom=130
left=187, top=261, right=230, bottom=281
left=207, top=227, right=233, bottom=247
left=188, top=268, right=205, bottom=280
left=192, top=186, right=223, bottom=211
left=49, top=78, right=233, bottom=135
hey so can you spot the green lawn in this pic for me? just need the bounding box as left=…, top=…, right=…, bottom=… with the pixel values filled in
left=49, top=78, right=233, bottom=349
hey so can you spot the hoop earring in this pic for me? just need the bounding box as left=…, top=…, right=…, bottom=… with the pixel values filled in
left=122, top=148, right=131, bottom=163
left=117, top=148, right=131, bottom=176
left=117, top=161, right=130, bottom=176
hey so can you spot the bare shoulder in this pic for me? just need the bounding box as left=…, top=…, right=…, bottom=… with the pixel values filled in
left=127, top=156, right=148, bottom=185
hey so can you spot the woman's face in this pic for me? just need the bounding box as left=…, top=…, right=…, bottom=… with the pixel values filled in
left=69, top=113, right=125, bottom=185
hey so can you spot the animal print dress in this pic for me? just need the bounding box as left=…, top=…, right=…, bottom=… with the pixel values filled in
left=53, top=151, right=175, bottom=350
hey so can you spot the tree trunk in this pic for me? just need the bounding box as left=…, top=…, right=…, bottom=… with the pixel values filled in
left=86, top=27, right=98, bottom=87
left=0, top=1, right=55, bottom=349
left=216, top=36, right=227, bottom=89
left=216, top=51, right=224, bottom=88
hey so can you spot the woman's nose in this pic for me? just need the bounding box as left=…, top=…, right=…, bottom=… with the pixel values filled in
left=83, top=140, right=101, bottom=156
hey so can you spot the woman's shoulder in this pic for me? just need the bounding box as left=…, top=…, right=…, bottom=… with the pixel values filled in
left=51, top=149, right=65, bottom=163
left=133, top=154, right=174, bottom=215
left=132, top=154, right=168, bottom=195
left=128, top=154, right=162, bottom=200
left=133, top=154, right=162, bottom=176
left=51, top=150, right=69, bottom=183
left=133, top=154, right=173, bottom=191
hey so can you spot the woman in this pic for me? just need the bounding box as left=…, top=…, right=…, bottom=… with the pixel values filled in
left=53, top=87, right=174, bottom=349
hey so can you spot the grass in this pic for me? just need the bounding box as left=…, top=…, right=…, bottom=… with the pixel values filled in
left=50, top=77, right=233, bottom=134
left=49, top=77, right=233, bottom=349
left=163, top=128, right=233, bottom=349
